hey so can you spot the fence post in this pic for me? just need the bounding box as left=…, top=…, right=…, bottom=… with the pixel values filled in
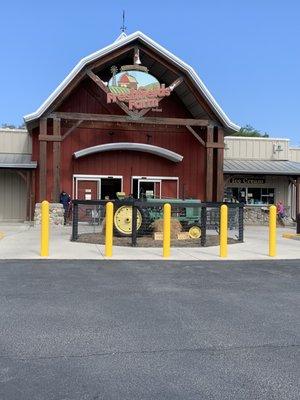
left=40, top=200, right=49, bottom=257
left=105, top=202, right=114, bottom=257
left=200, top=205, right=207, bottom=247
left=131, top=202, right=137, bottom=247
left=238, top=204, right=244, bottom=242
left=163, top=203, right=171, bottom=258
left=220, top=204, right=228, bottom=258
left=71, top=202, right=79, bottom=241
left=269, top=205, right=277, bottom=257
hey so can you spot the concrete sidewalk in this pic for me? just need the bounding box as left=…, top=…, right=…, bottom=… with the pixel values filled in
left=0, top=223, right=299, bottom=260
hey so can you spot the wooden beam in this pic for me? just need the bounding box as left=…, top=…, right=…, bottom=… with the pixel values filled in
left=296, top=177, right=300, bottom=216
left=50, top=111, right=211, bottom=127
left=31, top=170, right=36, bottom=222
left=62, top=120, right=83, bottom=141
left=169, top=76, right=184, bottom=92
left=206, top=142, right=224, bottom=149
left=39, top=119, right=47, bottom=201
left=86, top=69, right=108, bottom=92
left=53, top=118, right=61, bottom=202
left=86, top=69, right=136, bottom=117
left=83, top=81, right=113, bottom=114
left=26, top=170, right=31, bottom=222
left=140, top=46, right=217, bottom=121
left=38, top=135, right=62, bottom=142
left=186, top=125, right=205, bottom=147
left=44, top=45, right=135, bottom=117
left=206, top=126, right=214, bottom=201
left=216, top=127, right=224, bottom=201
left=63, top=120, right=187, bottom=132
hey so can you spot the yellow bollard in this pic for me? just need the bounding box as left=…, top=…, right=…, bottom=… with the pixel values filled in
left=163, top=203, right=171, bottom=258
left=220, top=204, right=228, bottom=258
left=40, top=200, right=49, bottom=257
left=105, top=202, right=114, bottom=257
left=269, top=205, right=277, bottom=257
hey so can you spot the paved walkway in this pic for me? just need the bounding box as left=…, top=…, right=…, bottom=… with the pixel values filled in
left=0, top=223, right=299, bottom=260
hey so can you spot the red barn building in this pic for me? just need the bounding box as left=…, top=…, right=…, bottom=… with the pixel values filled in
left=24, top=31, right=239, bottom=208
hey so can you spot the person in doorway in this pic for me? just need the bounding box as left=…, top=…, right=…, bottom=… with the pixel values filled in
left=60, top=191, right=71, bottom=225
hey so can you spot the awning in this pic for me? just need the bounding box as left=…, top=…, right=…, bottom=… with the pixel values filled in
left=224, top=160, right=300, bottom=176
left=0, top=153, right=37, bottom=169
left=73, top=142, right=183, bottom=163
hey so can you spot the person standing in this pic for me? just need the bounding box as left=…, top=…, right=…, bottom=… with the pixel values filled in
left=60, top=191, right=71, bottom=225
left=276, top=200, right=285, bottom=226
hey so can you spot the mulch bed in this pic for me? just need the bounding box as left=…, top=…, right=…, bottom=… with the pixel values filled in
left=76, top=233, right=239, bottom=247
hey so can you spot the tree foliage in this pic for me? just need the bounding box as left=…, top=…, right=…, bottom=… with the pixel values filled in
left=1, top=123, right=26, bottom=129
left=233, top=124, right=269, bottom=137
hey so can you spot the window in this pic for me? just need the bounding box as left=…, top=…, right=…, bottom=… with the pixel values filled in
left=225, top=187, right=275, bottom=205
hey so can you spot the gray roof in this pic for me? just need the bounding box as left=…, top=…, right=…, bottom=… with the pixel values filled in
left=0, top=153, right=37, bottom=169
left=224, top=160, right=300, bottom=176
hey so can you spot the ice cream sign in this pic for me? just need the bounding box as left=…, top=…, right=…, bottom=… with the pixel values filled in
left=107, top=68, right=171, bottom=110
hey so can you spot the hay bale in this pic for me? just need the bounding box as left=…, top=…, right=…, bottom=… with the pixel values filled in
left=151, top=218, right=182, bottom=239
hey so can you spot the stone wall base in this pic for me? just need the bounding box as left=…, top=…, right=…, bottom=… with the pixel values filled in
left=244, top=206, right=295, bottom=226
left=34, top=203, right=65, bottom=226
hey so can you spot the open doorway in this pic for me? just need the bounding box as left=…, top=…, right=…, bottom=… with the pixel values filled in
left=132, top=178, right=161, bottom=199
left=100, top=178, right=122, bottom=200
left=73, top=175, right=123, bottom=200
left=131, top=176, right=179, bottom=199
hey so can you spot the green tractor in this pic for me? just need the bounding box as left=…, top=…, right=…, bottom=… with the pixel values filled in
left=113, top=195, right=202, bottom=239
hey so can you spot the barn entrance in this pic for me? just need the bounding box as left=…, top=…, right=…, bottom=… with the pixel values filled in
left=73, top=175, right=122, bottom=200
left=131, top=176, right=179, bottom=199
left=100, top=178, right=122, bottom=200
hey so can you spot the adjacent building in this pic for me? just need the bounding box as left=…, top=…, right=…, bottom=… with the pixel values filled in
left=224, top=136, right=300, bottom=220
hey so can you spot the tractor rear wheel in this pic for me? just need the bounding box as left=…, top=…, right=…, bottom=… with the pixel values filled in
left=113, top=205, right=148, bottom=237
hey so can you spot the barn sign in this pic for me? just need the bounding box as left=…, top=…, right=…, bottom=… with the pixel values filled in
left=229, top=177, right=266, bottom=185
left=107, top=68, right=171, bottom=110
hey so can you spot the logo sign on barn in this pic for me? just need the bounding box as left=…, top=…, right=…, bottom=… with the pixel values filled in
left=107, top=68, right=171, bottom=110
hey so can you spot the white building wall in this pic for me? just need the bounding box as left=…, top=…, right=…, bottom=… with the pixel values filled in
left=0, top=128, right=31, bottom=155
left=289, top=148, right=300, bottom=163
left=224, top=136, right=300, bottom=220
left=0, top=129, right=31, bottom=221
left=224, top=136, right=290, bottom=161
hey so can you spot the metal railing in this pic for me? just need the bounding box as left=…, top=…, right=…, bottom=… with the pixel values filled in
left=71, top=199, right=244, bottom=247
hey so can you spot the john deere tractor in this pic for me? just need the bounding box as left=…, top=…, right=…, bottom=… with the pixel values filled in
left=113, top=196, right=202, bottom=239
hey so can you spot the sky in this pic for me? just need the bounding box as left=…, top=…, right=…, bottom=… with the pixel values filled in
left=0, top=0, right=300, bottom=144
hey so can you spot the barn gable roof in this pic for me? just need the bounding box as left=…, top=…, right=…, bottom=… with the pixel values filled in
left=23, top=31, right=239, bottom=131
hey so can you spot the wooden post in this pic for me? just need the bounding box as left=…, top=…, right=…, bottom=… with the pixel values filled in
left=25, top=170, right=31, bottom=221
left=53, top=117, right=61, bottom=202
left=296, top=177, right=300, bottom=216
left=31, top=170, right=36, bottom=221
left=206, top=125, right=214, bottom=201
left=216, top=127, right=224, bottom=201
left=39, top=119, right=47, bottom=202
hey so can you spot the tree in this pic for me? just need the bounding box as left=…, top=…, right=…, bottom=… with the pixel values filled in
left=233, top=124, right=269, bottom=138
left=1, top=122, right=26, bottom=129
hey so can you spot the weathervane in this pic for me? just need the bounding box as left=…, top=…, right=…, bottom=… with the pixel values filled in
left=120, top=10, right=127, bottom=33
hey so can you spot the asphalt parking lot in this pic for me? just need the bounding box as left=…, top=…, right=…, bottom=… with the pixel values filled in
left=0, top=259, right=299, bottom=400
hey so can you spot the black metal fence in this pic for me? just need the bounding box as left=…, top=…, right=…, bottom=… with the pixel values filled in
left=71, top=199, right=244, bottom=247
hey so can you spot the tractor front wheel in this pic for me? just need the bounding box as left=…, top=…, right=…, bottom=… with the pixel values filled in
left=188, top=224, right=201, bottom=239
